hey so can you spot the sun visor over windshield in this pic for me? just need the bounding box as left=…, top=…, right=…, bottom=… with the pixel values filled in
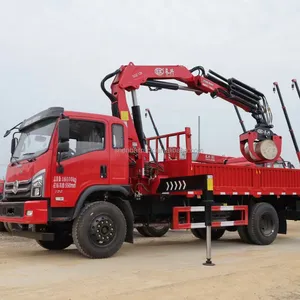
left=19, top=107, right=64, bottom=131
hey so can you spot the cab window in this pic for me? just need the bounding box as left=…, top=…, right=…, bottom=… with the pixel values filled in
left=62, top=120, right=105, bottom=159
left=112, top=124, right=124, bottom=149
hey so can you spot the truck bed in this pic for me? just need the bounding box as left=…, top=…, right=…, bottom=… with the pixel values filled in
left=160, top=159, right=300, bottom=196
left=193, top=163, right=300, bottom=196
left=147, top=128, right=300, bottom=197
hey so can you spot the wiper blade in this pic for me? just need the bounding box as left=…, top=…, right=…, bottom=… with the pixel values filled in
left=22, top=152, right=36, bottom=162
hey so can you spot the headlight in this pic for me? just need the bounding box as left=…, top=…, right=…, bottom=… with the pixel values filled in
left=31, top=169, right=45, bottom=197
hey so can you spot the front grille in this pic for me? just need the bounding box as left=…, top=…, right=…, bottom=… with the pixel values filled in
left=0, top=202, right=24, bottom=217
left=5, top=179, right=32, bottom=200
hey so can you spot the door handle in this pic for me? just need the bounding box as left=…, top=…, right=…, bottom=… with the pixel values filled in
left=100, top=165, right=107, bottom=178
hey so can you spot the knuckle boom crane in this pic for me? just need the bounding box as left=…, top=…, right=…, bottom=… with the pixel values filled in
left=101, top=62, right=282, bottom=165
left=1, top=62, right=299, bottom=260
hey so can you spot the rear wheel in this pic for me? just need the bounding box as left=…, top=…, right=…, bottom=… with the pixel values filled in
left=136, top=225, right=170, bottom=237
left=72, top=201, right=126, bottom=259
left=4, top=222, right=23, bottom=232
left=191, top=228, right=225, bottom=240
left=136, top=226, right=152, bottom=237
left=238, top=226, right=254, bottom=244
left=146, top=225, right=169, bottom=237
left=247, top=202, right=279, bottom=245
left=0, top=222, right=6, bottom=232
left=3, top=222, right=9, bottom=232
left=226, top=226, right=237, bottom=232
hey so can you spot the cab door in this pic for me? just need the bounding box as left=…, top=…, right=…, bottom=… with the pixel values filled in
left=51, top=118, right=109, bottom=208
left=109, top=122, right=129, bottom=185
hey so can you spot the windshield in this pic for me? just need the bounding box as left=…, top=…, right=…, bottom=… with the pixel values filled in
left=13, top=118, right=57, bottom=161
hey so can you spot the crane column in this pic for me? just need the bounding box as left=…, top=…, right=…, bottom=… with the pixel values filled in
left=131, top=90, right=146, bottom=151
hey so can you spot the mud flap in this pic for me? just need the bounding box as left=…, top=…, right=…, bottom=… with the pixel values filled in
left=109, top=198, right=134, bottom=243
left=278, top=210, right=287, bottom=234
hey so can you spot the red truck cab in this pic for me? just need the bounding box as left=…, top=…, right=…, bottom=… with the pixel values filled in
left=1, top=107, right=134, bottom=253
left=0, top=180, right=4, bottom=199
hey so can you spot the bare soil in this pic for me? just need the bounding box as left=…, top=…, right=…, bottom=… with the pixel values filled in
left=1, top=222, right=300, bottom=300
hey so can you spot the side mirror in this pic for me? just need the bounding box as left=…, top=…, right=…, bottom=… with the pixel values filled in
left=58, top=118, right=70, bottom=142
left=58, top=141, right=69, bottom=153
left=11, top=137, right=18, bottom=155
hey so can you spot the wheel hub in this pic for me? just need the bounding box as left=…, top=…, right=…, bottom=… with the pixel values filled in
left=259, top=213, right=274, bottom=236
left=89, top=215, right=116, bottom=246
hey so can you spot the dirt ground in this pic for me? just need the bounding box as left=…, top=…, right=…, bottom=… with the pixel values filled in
left=1, top=222, right=300, bottom=300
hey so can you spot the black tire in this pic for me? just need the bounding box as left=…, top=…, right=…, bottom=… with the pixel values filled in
left=191, top=228, right=225, bottom=240
left=237, top=226, right=254, bottom=244
left=248, top=202, right=279, bottom=245
left=0, top=222, right=6, bottom=232
left=146, top=225, right=170, bottom=237
left=3, top=222, right=10, bottom=232
left=136, top=226, right=152, bottom=237
left=4, top=222, right=23, bottom=233
left=226, top=226, right=237, bottom=232
left=36, top=235, right=73, bottom=250
left=137, top=225, right=170, bottom=237
left=72, top=201, right=127, bottom=259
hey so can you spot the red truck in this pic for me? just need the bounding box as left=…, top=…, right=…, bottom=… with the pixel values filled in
left=0, top=63, right=299, bottom=259
left=0, top=180, right=5, bottom=231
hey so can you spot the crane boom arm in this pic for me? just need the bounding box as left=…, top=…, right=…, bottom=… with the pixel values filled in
left=100, top=62, right=281, bottom=164
left=109, top=63, right=270, bottom=114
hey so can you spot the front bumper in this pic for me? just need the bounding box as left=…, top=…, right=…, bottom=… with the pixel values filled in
left=0, top=200, right=48, bottom=224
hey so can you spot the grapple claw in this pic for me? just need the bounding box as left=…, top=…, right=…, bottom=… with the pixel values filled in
left=239, top=129, right=282, bottom=164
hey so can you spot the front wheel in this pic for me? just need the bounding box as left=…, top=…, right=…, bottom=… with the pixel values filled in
left=72, top=201, right=127, bottom=259
left=191, top=228, right=225, bottom=240
left=36, top=235, right=73, bottom=250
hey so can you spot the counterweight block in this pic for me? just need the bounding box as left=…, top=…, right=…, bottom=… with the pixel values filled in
left=239, top=130, right=282, bottom=164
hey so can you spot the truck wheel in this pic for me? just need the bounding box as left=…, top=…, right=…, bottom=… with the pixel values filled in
left=237, top=226, right=254, bottom=244
left=226, top=226, right=237, bottom=232
left=136, top=226, right=152, bottom=237
left=248, top=202, right=279, bottom=245
left=191, top=228, right=225, bottom=240
left=146, top=225, right=170, bottom=237
left=4, top=222, right=23, bottom=232
left=136, top=225, right=169, bottom=237
left=3, top=222, right=10, bottom=232
left=36, top=235, right=73, bottom=250
left=72, top=201, right=126, bottom=259
left=0, top=222, right=6, bottom=232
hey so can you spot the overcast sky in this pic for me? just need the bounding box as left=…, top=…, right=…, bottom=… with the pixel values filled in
left=0, top=0, right=300, bottom=177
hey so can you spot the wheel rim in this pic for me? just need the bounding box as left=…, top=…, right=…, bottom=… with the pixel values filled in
left=259, top=213, right=275, bottom=236
left=89, top=215, right=116, bottom=246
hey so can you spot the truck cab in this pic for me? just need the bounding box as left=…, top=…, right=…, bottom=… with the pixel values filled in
left=2, top=107, right=129, bottom=224
left=0, top=180, right=4, bottom=200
